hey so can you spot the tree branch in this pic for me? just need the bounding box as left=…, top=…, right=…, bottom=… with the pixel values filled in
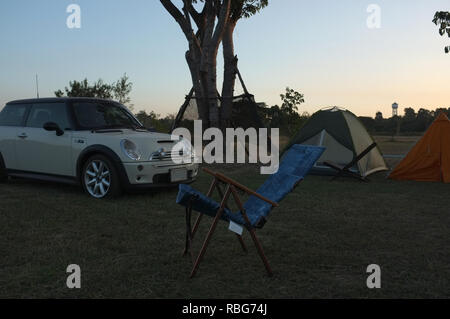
left=182, top=0, right=194, bottom=33
left=160, top=0, right=190, bottom=35
left=201, top=0, right=215, bottom=49
left=187, top=2, right=202, bottom=27
left=212, top=0, right=231, bottom=47
left=160, top=0, right=202, bottom=52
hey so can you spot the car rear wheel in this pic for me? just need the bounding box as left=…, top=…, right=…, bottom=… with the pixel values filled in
left=82, top=155, right=121, bottom=199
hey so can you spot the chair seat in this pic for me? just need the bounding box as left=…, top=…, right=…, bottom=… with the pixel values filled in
left=176, top=172, right=301, bottom=227
left=176, top=144, right=325, bottom=227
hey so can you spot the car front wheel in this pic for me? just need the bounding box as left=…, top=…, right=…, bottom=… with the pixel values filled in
left=82, top=155, right=121, bottom=199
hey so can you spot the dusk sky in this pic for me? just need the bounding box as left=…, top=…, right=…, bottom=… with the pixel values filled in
left=0, top=0, right=449, bottom=118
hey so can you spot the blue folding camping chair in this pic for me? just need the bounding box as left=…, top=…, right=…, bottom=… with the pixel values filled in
left=176, top=144, right=325, bottom=278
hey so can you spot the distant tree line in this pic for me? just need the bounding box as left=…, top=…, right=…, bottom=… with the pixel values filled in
left=54, top=76, right=445, bottom=136
left=140, top=105, right=449, bottom=136
left=359, top=107, right=450, bottom=135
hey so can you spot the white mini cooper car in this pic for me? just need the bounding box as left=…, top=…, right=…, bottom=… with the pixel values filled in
left=0, top=98, right=198, bottom=198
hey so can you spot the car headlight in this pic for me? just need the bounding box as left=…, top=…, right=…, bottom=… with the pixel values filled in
left=120, top=139, right=141, bottom=161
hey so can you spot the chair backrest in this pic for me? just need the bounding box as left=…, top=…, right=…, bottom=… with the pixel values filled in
left=253, top=144, right=325, bottom=202
left=241, top=144, right=325, bottom=226
left=278, top=144, right=326, bottom=178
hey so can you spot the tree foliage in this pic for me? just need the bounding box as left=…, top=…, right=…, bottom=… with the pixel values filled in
left=403, top=107, right=416, bottom=121
left=432, top=11, right=450, bottom=53
left=135, top=110, right=175, bottom=132
left=259, top=87, right=307, bottom=136
left=280, top=87, right=305, bottom=115
left=375, top=111, right=383, bottom=121
left=55, top=74, right=133, bottom=109
left=190, top=0, right=268, bottom=22
left=112, top=74, right=133, bottom=106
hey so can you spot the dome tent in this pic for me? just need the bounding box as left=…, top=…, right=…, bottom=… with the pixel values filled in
left=286, top=107, right=388, bottom=177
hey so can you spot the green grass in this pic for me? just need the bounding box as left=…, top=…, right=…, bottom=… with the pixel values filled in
left=373, top=135, right=420, bottom=155
left=1, top=137, right=449, bottom=298
left=373, top=135, right=420, bottom=169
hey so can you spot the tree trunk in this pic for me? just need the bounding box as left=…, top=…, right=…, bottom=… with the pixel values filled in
left=221, top=21, right=237, bottom=128
left=186, top=45, right=220, bottom=128
left=186, top=41, right=209, bottom=127
left=207, top=47, right=220, bottom=127
left=186, top=49, right=209, bottom=126
left=160, top=0, right=231, bottom=129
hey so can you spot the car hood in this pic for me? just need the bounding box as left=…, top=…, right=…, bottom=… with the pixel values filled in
left=90, top=129, right=179, bottom=140
left=87, top=129, right=187, bottom=161
left=121, top=129, right=179, bottom=140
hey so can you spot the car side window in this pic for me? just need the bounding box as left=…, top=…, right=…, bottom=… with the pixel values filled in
left=73, top=102, right=107, bottom=128
left=26, top=103, right=70, bottom=130
left=0, top=104, right=29, bottom=126
left=73, top=102, right=137, bottom=129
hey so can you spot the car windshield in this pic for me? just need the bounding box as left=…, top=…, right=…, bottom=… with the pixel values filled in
left=73, top=102, right=143, bottom=130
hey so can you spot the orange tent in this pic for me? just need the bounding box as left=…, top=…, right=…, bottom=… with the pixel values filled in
left=389, top=113, right=450, bottom=183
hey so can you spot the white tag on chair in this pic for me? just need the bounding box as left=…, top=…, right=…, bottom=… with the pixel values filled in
left=228, top=221, right=243, bottom=235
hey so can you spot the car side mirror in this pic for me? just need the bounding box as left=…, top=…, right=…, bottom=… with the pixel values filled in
left=43, top=122, right=64, bottom=136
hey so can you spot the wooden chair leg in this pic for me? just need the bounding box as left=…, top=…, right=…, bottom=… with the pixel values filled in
left=190, top=185, right=231, bottom=278
left=191, top=213, right=203, bottom=239
left=236, top=234, right=247, bottom=253
left=190, top=178, right=218, bottom=240
left=183, top=204, right=195, bottom=262
left=216, top=183, right=247, bottom=253
left=229, top=185, right=273, bottom=277
left=248, top=228, right=273, bottom=276
left=183, top=207, right=190, bottom=256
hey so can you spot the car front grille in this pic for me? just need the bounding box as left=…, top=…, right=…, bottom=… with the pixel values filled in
left=150, top=149, right=193, bottom=164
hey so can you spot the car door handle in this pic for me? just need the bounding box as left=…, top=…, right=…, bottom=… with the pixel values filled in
left=18, top=133, right=28, bottom=139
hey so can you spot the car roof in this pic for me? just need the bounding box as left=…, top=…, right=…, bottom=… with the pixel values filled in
left=6, top=97, right=120, bottom=105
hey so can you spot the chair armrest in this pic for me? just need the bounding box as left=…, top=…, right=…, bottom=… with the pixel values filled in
left=203, top=168, right=279, bottom=207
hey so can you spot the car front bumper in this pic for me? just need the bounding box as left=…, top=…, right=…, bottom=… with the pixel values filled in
left=121, top=161, right=199, bottom=188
